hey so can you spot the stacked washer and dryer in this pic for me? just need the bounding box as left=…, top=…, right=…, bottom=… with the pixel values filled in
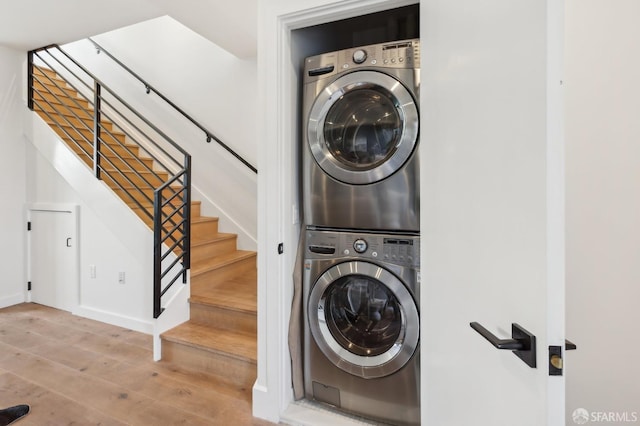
left=301, top=39, right=421, bottom=425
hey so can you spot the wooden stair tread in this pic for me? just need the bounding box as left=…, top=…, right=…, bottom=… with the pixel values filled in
left=191, top=250, right=256, bottom=276
left=191, top=231, right=235, bottom=248
left=192, top=216, right=219, bottom=225
left=190, top=274, right=257, bottom=313
left=161, top=322, right=256, bottom=364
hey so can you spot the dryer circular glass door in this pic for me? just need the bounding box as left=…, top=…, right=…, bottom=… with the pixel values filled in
left=307, top=70, right=419, bottom=185
left=308, top=261, right=419, bottom=379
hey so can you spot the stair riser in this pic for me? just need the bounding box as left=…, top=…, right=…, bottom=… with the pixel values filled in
left=33, top=67, right=61, bottom=80
left=191, top=256, right=256, bottom=287
left=34, top=80, right=81, bottom=99
left=67, top=145, right=154, bottom=171
left=192, top=220, right=219, bottom=241
left=131, top=211, right=187, bottom=243
left=191, top=238, right=238, bottom=263
left=65, top=138, right=140, bottom=158
left=47, top=125, right=130, bottom=157
left=191, top=203, right=201, bottom=218
left=132, top=204, right=188, bottom=224
left=47, top=115, right=114, bottom=133
left=161, top=340, right=256, bottom=389
left=35, top=102, right=93, bottom=122
left=35, top=90, right=91, bottom=110
left=49, top=124, right=127, bottom=146
left=190, top=303, right=256, bottom=335
left=102, top=171, right=167, bottom=188
left=100, top=156, right=154, bottom=171
left=113, top=189, right=190, bottom=208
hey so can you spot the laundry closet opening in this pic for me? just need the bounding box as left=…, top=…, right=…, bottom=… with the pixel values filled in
left=290, top=2, right=420, bottom=225
left=290, top=4, right=421, bottom=425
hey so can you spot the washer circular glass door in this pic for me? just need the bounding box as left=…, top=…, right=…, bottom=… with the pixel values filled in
left=308, top=261, right=419, bottom=379
left=307, top=70, right=419, bottom=185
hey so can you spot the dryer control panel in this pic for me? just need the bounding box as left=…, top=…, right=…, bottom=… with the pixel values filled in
left=306, top=229, right=419, bottom=268
left=304, top=38, right=420, bottom=83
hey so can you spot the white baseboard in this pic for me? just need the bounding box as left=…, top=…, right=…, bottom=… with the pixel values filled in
left=252, top=383, right=282, bottom=424
left=0, top=294, right=27, bottom=310
left=73, top=305, right=154, bottom=334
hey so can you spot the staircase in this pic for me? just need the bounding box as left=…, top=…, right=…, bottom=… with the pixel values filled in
left=31, top=66, right=258, bottom=390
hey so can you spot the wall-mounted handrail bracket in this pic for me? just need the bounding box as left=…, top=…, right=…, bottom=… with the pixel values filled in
left=470, top=322, right=537, bottom=368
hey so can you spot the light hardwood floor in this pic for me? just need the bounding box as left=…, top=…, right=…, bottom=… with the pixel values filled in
left=0, top=303, right=274, bottom=425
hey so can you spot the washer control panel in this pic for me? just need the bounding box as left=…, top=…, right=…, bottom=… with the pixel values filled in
left=306, top=229, right=419, bottom=268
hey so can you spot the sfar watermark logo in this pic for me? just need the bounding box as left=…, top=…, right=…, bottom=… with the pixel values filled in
left=573, top=408, right=639, bottom=424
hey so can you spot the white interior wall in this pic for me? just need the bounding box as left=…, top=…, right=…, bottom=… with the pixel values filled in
left=565, top=0, right=640, bottom=421
left=0, top=47, right=27, bottom=307
left=24, top=135, right=153, bottom=331
left=61, top=16, right=258, bottom=249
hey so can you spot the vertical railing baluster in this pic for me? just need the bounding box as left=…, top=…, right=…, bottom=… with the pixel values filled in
left=153, top=188, right=163, bottom=318
left=93, top=81, right=102, bottom=179
left=27, top=50, right=34, bottom=111
left=183, top=156, right=192, bottom=278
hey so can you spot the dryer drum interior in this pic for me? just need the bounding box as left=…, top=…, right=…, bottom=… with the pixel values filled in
left=308, top=260, right=420, bottom=379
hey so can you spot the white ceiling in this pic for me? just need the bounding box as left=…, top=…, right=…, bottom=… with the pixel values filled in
left=0, top=0, right=257, bottom=58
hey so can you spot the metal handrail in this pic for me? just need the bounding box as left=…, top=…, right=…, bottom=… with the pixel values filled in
left=89, top=38, right=258, bottom=174
left=28, top=44, right=191, bottom=319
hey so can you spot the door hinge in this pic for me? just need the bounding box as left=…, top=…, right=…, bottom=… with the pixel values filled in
left=27, top=281, right=32, bottom=291
left=27, top=221, right=32, bottom=231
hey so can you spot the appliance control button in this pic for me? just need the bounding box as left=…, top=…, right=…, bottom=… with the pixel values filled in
left=343, top=249, right=350, bottom=255
left=371, top=59, right=377, bottom=65
left=372, top=251, right=378, bottom=258
left=352, top=49, right=367, bottom=64
left=353, top=239, right=368, bottom=253
left=399, top=57, right=404, bottom=62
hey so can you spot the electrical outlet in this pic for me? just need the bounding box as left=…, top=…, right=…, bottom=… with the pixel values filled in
left=90, top=265, right=96, bottom=278
left=118, top=272, right=125, bottom=284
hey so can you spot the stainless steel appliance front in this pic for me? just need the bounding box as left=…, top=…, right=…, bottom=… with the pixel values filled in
left=302, top=39, right=420, bottom=232
left=303, top=229, right=420, bottom=426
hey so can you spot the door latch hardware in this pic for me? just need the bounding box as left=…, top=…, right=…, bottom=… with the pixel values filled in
left=549, top=345, right=563, bottom=375
left=470, top=322, right=537, bottom=368
left=549, top=339, right=577, bottom=376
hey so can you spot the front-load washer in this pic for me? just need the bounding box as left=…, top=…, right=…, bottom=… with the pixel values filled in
left=302, top=39, right=420, bottom=232
left=303, top=228, right=420, bottom=425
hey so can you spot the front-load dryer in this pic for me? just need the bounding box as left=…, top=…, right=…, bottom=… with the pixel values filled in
left=302, top=39, right=420, bottom=232
left=303, top=228, right=420, bottom=425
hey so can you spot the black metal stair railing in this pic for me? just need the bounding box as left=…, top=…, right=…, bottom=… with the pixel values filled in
left=28, top=45, right=191, bottom=318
